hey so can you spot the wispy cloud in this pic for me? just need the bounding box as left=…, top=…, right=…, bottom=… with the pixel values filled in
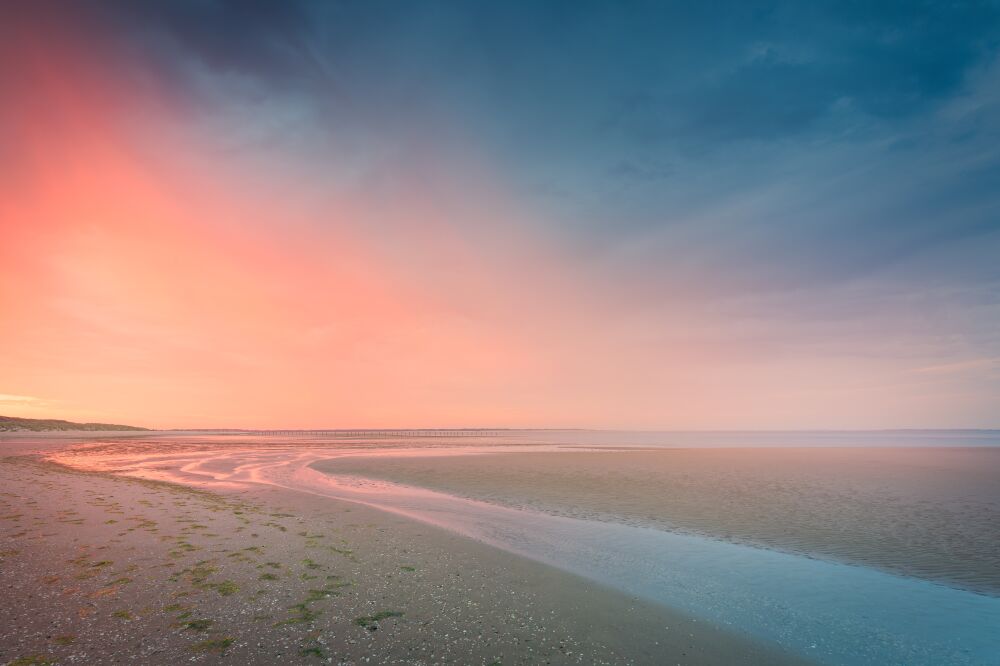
left=913, top=358, right=1000, bottom=375
left=0, top=393, right=41, bottom=403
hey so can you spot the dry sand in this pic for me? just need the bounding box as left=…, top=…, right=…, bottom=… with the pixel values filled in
left=0, top=437, right=804, bottom=665
left=323, top=447, right=1000, bottom=595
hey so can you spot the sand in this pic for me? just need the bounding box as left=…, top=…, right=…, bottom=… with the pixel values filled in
left=0, top=436, right=804, bottom=665
left=322, top=447, right=1000, bottom=595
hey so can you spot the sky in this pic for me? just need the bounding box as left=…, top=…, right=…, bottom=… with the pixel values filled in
left=1, top=1, right=999, bottom=430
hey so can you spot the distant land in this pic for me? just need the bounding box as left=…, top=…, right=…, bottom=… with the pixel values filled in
left=0, top=415, right=148, bottom=432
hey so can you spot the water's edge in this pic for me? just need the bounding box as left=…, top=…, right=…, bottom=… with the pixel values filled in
left=45, top=436, right=1000, bottom=666
left=300, top=460, right=1000, bottom=666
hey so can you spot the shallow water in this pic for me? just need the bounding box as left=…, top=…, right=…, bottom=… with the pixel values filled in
left=308, top=475, right=999, bottom=666
left=45, top=431, right=1000, bottom=666
left=327, top=446, right=1000, bottom=596
left=518, top=429, right=1000, bottom=448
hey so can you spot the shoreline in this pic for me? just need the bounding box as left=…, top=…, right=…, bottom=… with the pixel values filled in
left=305, top=453, right=1000, bottom=666
left=320, top=446, right=1000, bottom=596
left=1, top=437, right=803, bottom=665
left=24, top=434, right=1000, bottom=664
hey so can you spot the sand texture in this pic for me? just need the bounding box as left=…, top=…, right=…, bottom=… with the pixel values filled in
left=0, top=439, right=804, bottom=665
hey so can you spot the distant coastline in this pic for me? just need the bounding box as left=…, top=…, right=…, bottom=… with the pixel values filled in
left=0, top=415, right=148, bottom=432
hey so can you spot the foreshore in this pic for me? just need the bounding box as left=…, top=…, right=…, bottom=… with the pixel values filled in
left=0, top=435, right=802, bottom=665
left=321, top=446, right=1000, bottom=595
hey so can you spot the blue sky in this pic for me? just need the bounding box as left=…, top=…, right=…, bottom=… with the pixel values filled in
left=102, top=1, right=1000, bottom=282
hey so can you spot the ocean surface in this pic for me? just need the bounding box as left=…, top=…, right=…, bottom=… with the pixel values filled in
left=47, top=429, right=1000, bottom=665
left=506, top=428, right=1000, bottom=448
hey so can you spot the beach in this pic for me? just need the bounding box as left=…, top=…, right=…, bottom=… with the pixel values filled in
left=0, top=434, right=801, bottom=665
left=322, top=445, right=1000, bottom=595
left=5, top=431, right=1000, bottom=665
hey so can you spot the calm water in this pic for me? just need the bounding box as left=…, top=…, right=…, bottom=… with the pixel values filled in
left=517, top=428, right=1000, bottom=448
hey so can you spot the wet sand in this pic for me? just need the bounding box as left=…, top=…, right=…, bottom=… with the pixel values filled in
left=323, top=447, right=1000, bottom=596
left=0, top=436, right=803, bottom=665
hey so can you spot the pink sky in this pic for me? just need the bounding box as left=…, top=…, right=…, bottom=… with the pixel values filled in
left=2, top=7, right=997, bottom=429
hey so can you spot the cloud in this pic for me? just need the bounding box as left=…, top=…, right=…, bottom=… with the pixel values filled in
left=913, top=358, right=1000, bottom=376
left=0, top=394, right=40, bottom=403
left=2, top=1, right=998, bottom=427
